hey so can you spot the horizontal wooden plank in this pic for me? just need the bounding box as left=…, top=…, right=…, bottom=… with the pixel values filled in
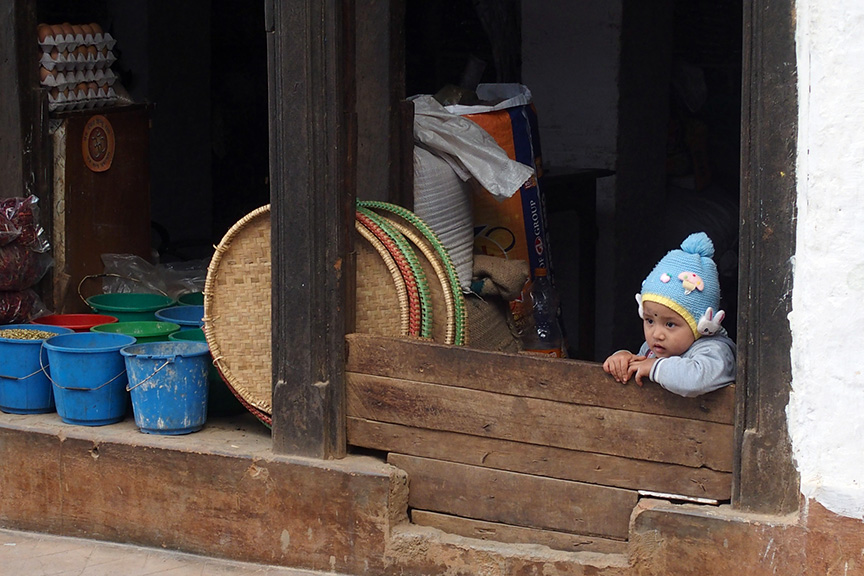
left=346, top=334, right=734, bottom=424
left=348, top=418, right=732, bottom=500
left=348, top=374, right=734, bottom=471
left=411, top=510, right=629, bottom=556
left=389, top=454, right=637, bottom=540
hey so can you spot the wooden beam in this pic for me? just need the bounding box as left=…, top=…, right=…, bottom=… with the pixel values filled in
left=348, top=417, right=732, bottom=499
left=266, top=0, right=355, bottom=457
left=346, top=334, right=735, bottom=424
left=348, top=373, right=734, bottom=470
left=0, top=0, right=25, bottom=198
left=389, top=453, right=637, bottom=540
left=411, top=510, right=629, bottom=555
left=355, top=0, right=405, bottom=204
left=734, top=0, right=799, bottom=513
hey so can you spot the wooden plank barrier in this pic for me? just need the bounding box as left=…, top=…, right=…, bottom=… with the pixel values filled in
left=346, top=334, right=735, bottom=549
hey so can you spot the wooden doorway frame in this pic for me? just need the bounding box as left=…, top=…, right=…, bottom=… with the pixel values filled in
left=264, top=0, right=801, bottom=515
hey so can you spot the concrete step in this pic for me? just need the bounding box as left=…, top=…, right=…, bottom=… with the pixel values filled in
left=0, top=528, right=343, bottom=576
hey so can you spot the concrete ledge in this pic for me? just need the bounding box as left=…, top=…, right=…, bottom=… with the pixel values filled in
left=0, top=412, right=403, bottom=575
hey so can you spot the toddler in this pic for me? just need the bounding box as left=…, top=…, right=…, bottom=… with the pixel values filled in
left=603, top=232, right=736, bottom=397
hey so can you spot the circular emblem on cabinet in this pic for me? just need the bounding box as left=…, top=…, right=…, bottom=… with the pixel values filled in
left=81, top=115, right=115, bottom=172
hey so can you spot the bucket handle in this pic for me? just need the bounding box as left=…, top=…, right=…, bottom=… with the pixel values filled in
left=38, top=343, right=127, bottom=392
left=126, top=357, right=174, bottom=392
left=78, top=273, right=170, bottom=307
left=2, top=339, right=54, bottom=381
left=0, top=367, right=44, bottom=381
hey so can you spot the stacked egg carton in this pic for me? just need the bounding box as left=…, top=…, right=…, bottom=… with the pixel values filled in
left=37, top=22, right=119, bottom=112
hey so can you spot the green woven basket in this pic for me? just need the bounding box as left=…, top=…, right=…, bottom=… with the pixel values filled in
left=358, top=200, right=467, bottom=346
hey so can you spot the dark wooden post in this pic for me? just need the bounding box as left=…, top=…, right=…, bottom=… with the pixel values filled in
left=733, top=0, right=800, bottom=513
left=265, top=0, right=355, bottom=458
left=1, top=0, right=50, bottom=204
left=1, top=0, right=55, bottom=309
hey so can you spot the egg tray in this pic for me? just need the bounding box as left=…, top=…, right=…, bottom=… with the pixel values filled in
left=39, top=49, right=116, bottom=73
left=38, top=32, right=116, bottom=55
left=41, top=68, right=117, bottom=89
left=47, top=87, right=118, bottom=112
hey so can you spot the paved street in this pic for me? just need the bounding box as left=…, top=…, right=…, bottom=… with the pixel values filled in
left=0, top=529, right=340, bottom=576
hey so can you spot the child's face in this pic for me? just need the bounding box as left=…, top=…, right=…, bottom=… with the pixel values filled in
left=642, top=300, right=696, bottom=358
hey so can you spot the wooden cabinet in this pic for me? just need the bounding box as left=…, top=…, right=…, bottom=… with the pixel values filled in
left=50, top=105, right=151, bottom=313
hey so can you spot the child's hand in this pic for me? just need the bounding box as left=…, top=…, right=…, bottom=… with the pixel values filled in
left=603, top=351, right=644, bottom=384
left=628, top=357, right=657, bottom=387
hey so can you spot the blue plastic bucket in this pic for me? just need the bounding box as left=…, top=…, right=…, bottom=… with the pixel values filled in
left=169, top=328, right=245, bottom=416
left=43, top=332, right=136, bottom=426
left=121, top=341, right=210, bottom=435
left=0, top=324, right=74, bottom=414
left=154, top=305, right=204, bottom=331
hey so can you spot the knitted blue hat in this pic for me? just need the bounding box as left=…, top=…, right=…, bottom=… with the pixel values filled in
left=637, top=232, right=723, bottom=339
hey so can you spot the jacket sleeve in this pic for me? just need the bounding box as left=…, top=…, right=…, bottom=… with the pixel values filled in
left=648, top=337, right=736, bottom=397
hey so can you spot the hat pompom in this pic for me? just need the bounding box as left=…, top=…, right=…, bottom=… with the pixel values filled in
left=680, top=232, right=715, bottom=259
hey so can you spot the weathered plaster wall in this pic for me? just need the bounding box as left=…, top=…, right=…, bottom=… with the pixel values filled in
left=789, top=0, right=864, bottom=520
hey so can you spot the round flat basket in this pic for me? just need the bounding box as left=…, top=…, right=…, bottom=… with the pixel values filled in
left=203, top=205, right=273, bottom=418
left=359, top=200, right=466, bottom=345
left=354, top=220, right=412, bottom=338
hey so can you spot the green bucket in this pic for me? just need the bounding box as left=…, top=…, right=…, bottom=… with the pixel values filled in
left=91, top=321, right=181, bottom=343
left=86, top=293, right=177, bottom=322
left=169, top=328, right=244, bottom=416
left=177, top=291, right=204, bottom=306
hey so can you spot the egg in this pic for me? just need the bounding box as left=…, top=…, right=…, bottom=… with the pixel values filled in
left=49, top=24, right=64, bottom=39
left=81, top=23, right=93, bottom=37
left=37, top=23, right=52, bottom=42
left=86, top=45, right=98, bottom=59
left=60, top=22, right=74, bottom=38
left=71, top=24, right=83, bottom=37
left=39, top=66, right=55, bottom=82
left=90, top=22, right=103, bottom=35
left=75, top=45, right=87, bottom=59
left=87, top=81, right=98, bottom=94
left=49, top=47, right=59, bottom=60
left=49, top=87, right=60, bottom=100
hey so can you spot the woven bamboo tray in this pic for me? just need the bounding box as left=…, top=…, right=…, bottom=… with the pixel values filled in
left=203, top=205, right=273, bottom=419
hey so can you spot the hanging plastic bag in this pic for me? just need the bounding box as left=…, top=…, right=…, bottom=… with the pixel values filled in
left=0, top=289, right=47, bottom=324
left=0, top=196, right=50, bottom=252
left=0, top=196, right=53, bottom=291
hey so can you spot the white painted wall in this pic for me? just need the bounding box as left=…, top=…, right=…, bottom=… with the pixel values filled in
left=789, top=0, right=864, bottom=520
